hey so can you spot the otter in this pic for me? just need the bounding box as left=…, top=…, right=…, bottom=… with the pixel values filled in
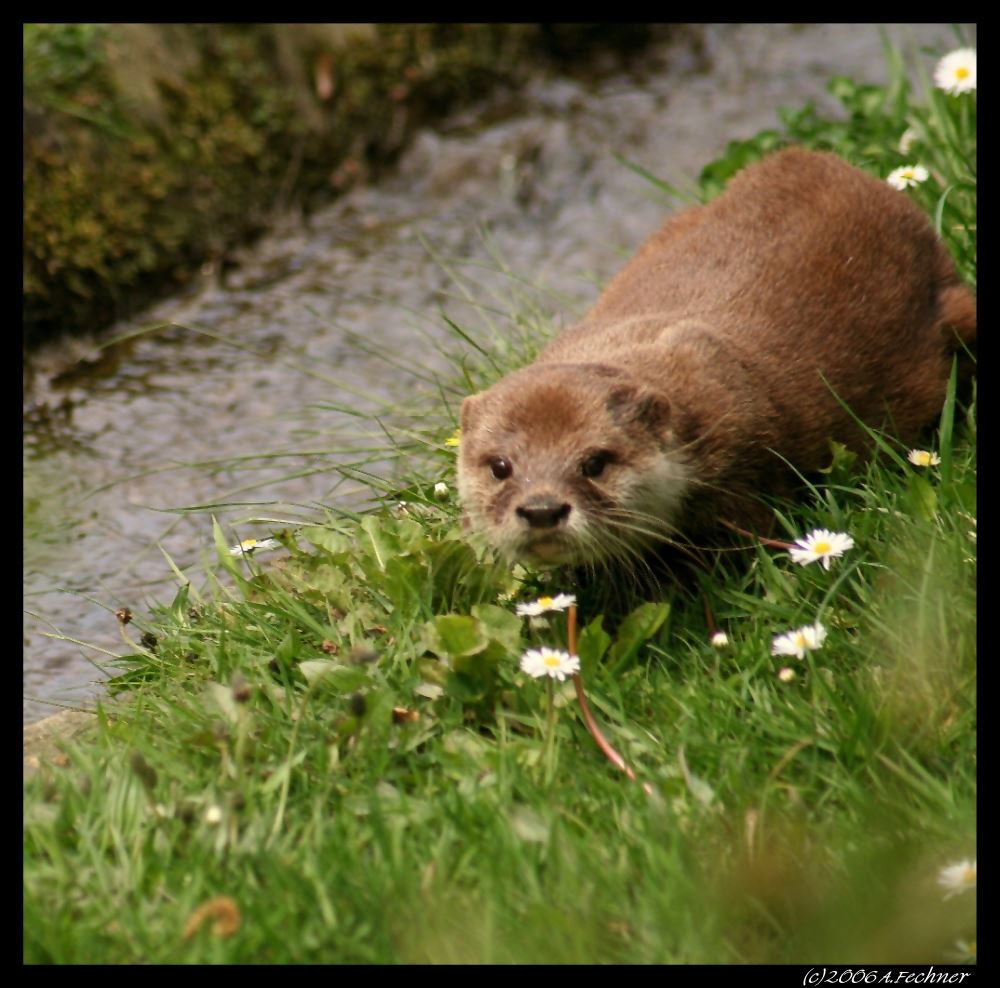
left=456, top=148, right=976, bottom=567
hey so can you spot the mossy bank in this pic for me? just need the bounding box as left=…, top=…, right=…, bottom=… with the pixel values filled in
left=23, top=23, right=670, bottom=347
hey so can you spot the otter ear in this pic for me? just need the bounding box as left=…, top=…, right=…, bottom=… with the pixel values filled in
left=460, top=393, right=483, bottom=434
left=606, top=385, right=671, bottom=433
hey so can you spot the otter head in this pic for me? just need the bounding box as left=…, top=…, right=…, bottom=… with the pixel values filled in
left=456, top=362, right=691, bottom=567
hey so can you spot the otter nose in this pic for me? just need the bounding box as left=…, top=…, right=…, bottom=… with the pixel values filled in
left=516, top=497, right=571, bottom=529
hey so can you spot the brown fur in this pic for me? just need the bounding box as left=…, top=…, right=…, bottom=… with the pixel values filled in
left=457, top=148, right=976, bottom=567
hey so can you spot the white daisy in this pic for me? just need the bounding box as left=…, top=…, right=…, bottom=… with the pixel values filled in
left=949, top=939, right=976, bottom=963
left=228, top=537, right=283, bottom=557
left=934, top=48, right=976, bottom=96
left=966, top=515, right=977, bottom=545
left=710, top=631, right=729, bottom=648
left=520, top=647, right=581, bottom=682
left=898, top=127, right=919, bottom=155
left=771, top=622, right=828, bottom=660
left=938, top=858, right=976, bottom=900
left=515, top=593, right=577, bottom=617
left=907, top=449, right=941, bottom=468
left=777, top=666, right=797, bottom=683
left=788, top=529, right=855, bottom=570
left=887, top=164, right=929, bottom=191
left=433, top=482, right=449, bottom=499
left=204, top=804, right=224, bottom=826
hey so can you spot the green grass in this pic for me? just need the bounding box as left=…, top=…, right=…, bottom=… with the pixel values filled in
left=23, top=35, right=976, bottom=964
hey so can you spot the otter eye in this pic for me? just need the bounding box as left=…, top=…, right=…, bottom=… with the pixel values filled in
left=581, top=452, right=613, bottom=478
left=489, top=456, right=513, bottom=480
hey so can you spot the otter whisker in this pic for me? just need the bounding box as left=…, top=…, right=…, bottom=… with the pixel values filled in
left=603, top=509, right=703, bottom=561
left=587, top=523, right=662, bottom=586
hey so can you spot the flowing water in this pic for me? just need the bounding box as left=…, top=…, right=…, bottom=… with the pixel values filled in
left=23, top=24, right=969, bottom=723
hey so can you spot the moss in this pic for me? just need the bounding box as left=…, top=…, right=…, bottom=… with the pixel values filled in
left=24, top=24, right=666, bottom=346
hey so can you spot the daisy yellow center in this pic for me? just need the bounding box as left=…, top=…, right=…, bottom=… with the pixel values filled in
left=538, top=596, right=554, bottom=608
left=794, top=633, right=807, bottom=648
left=962, top=866, right=975, bottom=883
left=813, top=541, right=831, bottom=555
left=956, top=67, right=969, bottom=79
left=915, top=452, right=931, bottom=465
left=542, top=653, right=561, bottom=667
left=241, top=540, right=257, bottom=549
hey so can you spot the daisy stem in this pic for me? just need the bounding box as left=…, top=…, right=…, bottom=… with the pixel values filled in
left=568, top=605, right=653, bottom=796
left=702, top=593, right=717, bottom=636
left=543, top=679, right=557, bottom=784
left=720, top=518, right=795, bottom=550
left=117, top=618, right=150, bottom=656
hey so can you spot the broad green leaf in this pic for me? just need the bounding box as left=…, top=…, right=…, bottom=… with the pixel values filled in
left=361, top=515, right=394, bottom=570
left=577, top=614, right=612, bottom=669
left=300, top=525, right=352, bottom=556
left=298, top=660, right=369, bottom=691
left=608, top=602, right=670, bottom=669
left=904, top=474, right=938, bottom=522
left=471, top=603, right=523, bottom=651
left=818, top=440, right=859, bottom=479
left=426, top=614, right=489, bottom=659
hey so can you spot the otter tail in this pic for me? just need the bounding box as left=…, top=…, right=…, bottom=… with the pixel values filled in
left=937, top=278, right=976, bottom=399
left=939, top=281, right=977, bottom=347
